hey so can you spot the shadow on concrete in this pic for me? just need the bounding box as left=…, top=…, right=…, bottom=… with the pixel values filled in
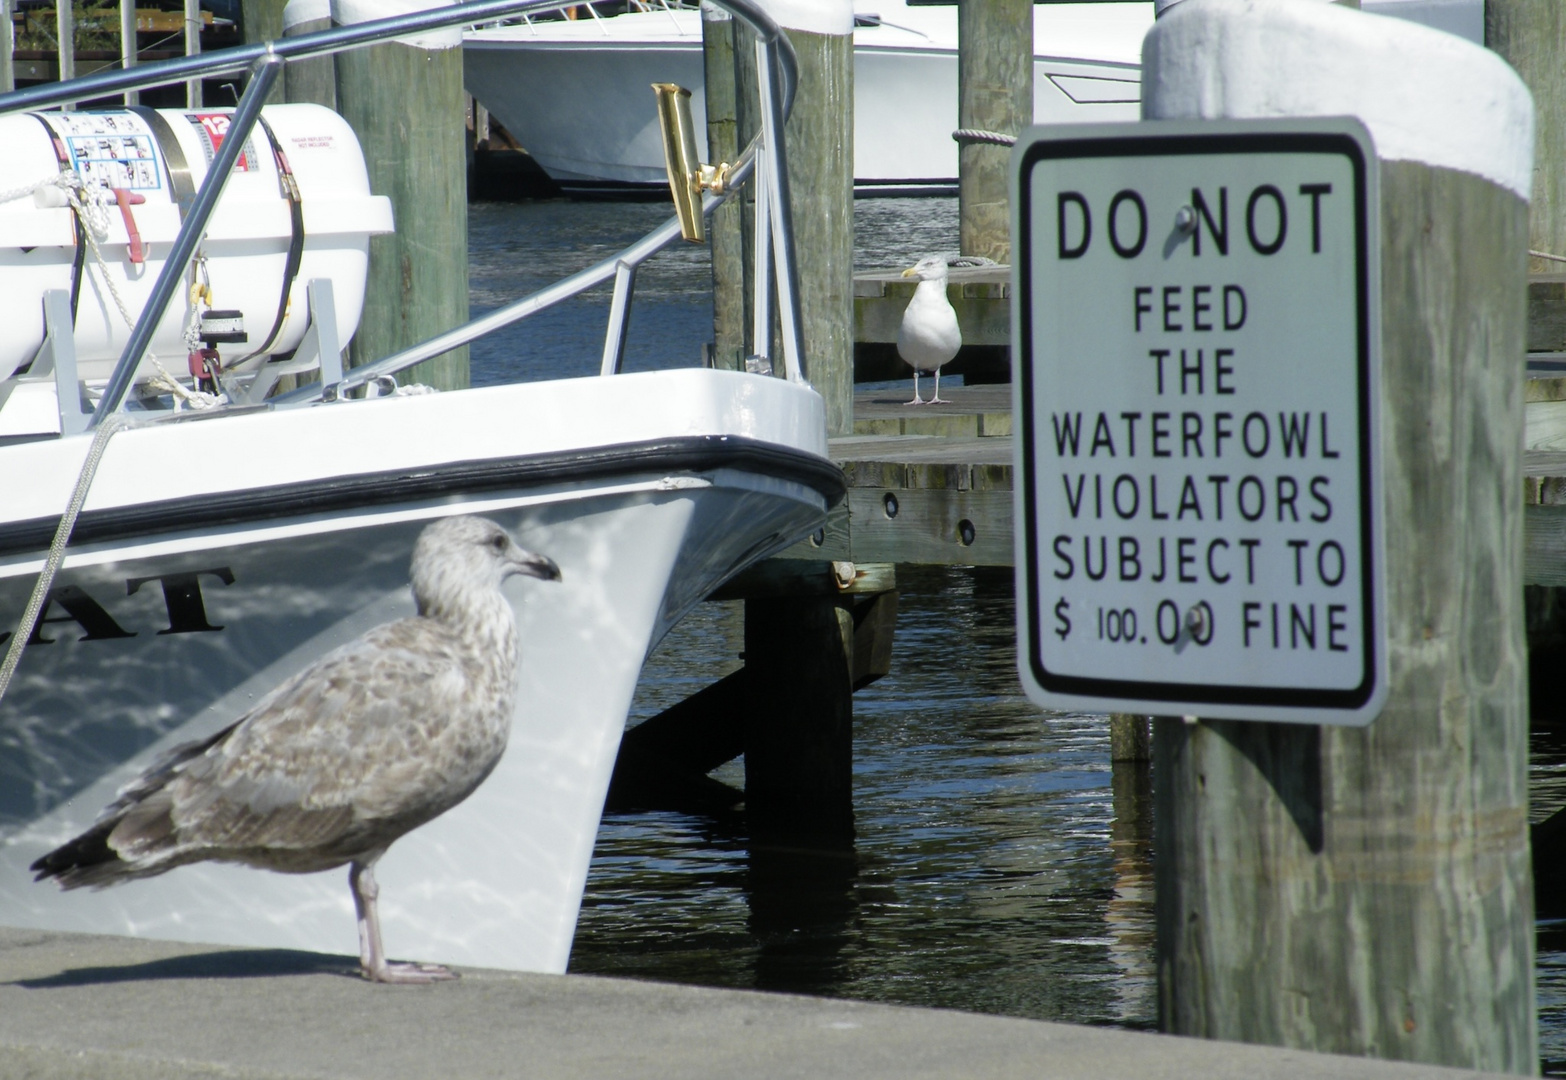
left=10, top=947, right=355, bottom=988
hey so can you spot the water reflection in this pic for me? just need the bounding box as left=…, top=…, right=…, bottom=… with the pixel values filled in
left=1533, top=723, right=1566, bottom=1072
left=569, top=565, right=1159, bottom=1030
left=1107, top=756, right=1155, bottom=1025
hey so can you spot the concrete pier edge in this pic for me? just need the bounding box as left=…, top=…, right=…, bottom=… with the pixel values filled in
left=0, top=927, right=1513, bottom=1079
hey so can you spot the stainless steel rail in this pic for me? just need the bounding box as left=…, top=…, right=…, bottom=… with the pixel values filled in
left=0, top=0, right=809, bottom=421
left=272, top=181, right=750, bottom=404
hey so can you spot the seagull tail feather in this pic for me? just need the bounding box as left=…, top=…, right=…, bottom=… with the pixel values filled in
left=31, top=721, right=237, bottom=890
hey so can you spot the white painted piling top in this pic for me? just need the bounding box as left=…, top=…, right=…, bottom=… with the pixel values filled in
left=281, top=0, right=329, bottom=32
left=331, top=0, right=461, bottom=49
left=1142, top=0, right=1535, bottom=201
left=754, top=0, right=853, bottom=37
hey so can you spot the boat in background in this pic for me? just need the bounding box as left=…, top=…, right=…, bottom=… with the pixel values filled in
left=465, top=0, right=1151, bottom=197
left=0, top=0, right=839, bottom=975
left=463, top=0, right=1483, bottom=198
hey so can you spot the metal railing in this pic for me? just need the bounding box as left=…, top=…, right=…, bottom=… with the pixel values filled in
left=0, top=0, right=808, bottom=427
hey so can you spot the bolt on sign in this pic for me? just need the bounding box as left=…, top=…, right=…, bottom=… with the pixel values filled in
left=1012, top=118, right=1387, bottom=725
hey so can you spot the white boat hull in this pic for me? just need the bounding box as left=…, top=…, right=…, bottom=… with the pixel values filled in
left=463, top=2, right=1151, bottom=195
left=0, top=369, right=838, bottom=973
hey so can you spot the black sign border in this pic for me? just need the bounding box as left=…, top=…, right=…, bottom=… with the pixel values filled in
left=1018, top=129, right=1377, bottom=711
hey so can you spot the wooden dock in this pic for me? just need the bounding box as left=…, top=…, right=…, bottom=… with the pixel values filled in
left=785, top=380, right=1566, bottom=585
left=828, top=267, right=1566, bottom=582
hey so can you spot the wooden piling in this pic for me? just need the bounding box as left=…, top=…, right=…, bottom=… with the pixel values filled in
left=607, top=560, right=896, bottom=837
left=958, top=0, right=1030, bottom=263
left=183, top=0, right=201, bottom=107
left=744, top=594, right=856, bottom=841
left=280, top=0, right=334, bottom=108
left=1490, top=1, right=1566, bottom=728
left=1, top=0, right=14, bottom=95
left=1108, top=714, right=1149, bottom=763
left=782, top=11, right=853, bottom=436
left=1488, top=1, right=1566, bottom=271
left=703, top=5, right=745, bottom=373
left=1143, top=4, right=1535, bottom=1070
left=334, top=25, right=469, bottom=390
left=240, top=0, right=285, bottom=103
left=728, top=6, right=852, bottom=433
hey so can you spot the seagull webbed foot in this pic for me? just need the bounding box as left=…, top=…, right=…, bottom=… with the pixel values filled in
left=362, top=960, right=460, bottom=985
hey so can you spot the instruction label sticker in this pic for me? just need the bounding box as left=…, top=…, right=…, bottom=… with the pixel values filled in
left=1012, top=118, right=1386, bottom=726
left=45, top=111, right=163, bottom=191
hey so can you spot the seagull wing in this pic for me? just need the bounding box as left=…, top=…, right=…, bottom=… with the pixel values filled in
left=53, top=618, right=498, bottom=884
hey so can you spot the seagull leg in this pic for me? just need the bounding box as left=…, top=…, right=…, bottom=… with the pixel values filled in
left=928, top=365, right=947, bottom=405
left=350, top=858, right=459, bottom=984
left=905, top=369, right=925, bottom=406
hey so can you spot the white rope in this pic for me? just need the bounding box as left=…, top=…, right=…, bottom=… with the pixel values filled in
left=0, top=412, right=134, bottom=709
left=1532, top=249, right=1566, bottom=265
left=952, top=128, right=1017, bottom=148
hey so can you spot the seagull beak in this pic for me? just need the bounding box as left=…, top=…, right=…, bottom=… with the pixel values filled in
left=901, top=265, right=919, bottom=278
left=510, top=550, right=563, bottom=582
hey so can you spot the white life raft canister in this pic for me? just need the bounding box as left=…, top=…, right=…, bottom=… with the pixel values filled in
left=0, top=104, right=393, bottom=385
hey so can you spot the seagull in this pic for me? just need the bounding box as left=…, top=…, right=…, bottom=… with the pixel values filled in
left=30, top=515, right=561, bottom=985
left=897, top=254, right=962, bottom=405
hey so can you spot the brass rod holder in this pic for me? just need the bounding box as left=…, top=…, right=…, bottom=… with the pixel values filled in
left=653, top=81, right=726, bottom=244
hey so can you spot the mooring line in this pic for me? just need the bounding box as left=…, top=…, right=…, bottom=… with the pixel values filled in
left=0, top=413, right=133, bottom=708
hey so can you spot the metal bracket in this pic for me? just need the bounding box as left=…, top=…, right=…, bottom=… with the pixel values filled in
left=599, top=259, right=636, bottom=377
left=5, top=290, right=91, bottom=436
left=234, top=278, right=341, bottom=404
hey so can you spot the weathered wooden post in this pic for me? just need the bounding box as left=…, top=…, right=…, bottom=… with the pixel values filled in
left=728, top=2, right=851, bottom=432
left=1108, top=714, right=1149, bottom=762
left=332, top=0, right=468, bottom=391
left=183, top=0, right=201, bottom=107
left=744, top=594, right=856, bottom=841
left=241, top=0, right=285, bottom=108
left=1140, top=2, right=1536, bottom=1069
left=1488, top=4, right=1566, bottom=734
left=280, top=0, right=334, bottom=108
left=702, top=2, right=745, bottom=373
left=781, top=3, right=852, bottom=436
left=1488, top=1, right=1566, bottom=272
left=958, top=0, right=1030, bottom=263
left=2, top=0, right=15, bottom=94
left=1014, top=0, right=1536, bottom=1070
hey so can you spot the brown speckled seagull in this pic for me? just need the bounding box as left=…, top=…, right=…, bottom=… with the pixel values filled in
left=30, top=515, right=561, bottom=984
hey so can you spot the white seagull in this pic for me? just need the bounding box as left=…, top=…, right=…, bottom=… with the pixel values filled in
left=31, top=515, right=561, bottom=985
left=897, top=254, right=962, bottom=405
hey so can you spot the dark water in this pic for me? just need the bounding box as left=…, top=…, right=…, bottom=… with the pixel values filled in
left=570, top=567, right=1157, bottom=1028
left=467, top=195, right=1565, bottom=1062
left=466, top=195, right=960, bottom=387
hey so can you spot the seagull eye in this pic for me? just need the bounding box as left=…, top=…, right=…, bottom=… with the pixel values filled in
left=490, top=535, right=507, bottom=552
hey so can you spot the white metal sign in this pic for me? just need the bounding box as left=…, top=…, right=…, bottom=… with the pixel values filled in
left=1012, top=119, right=1386, bottom=725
